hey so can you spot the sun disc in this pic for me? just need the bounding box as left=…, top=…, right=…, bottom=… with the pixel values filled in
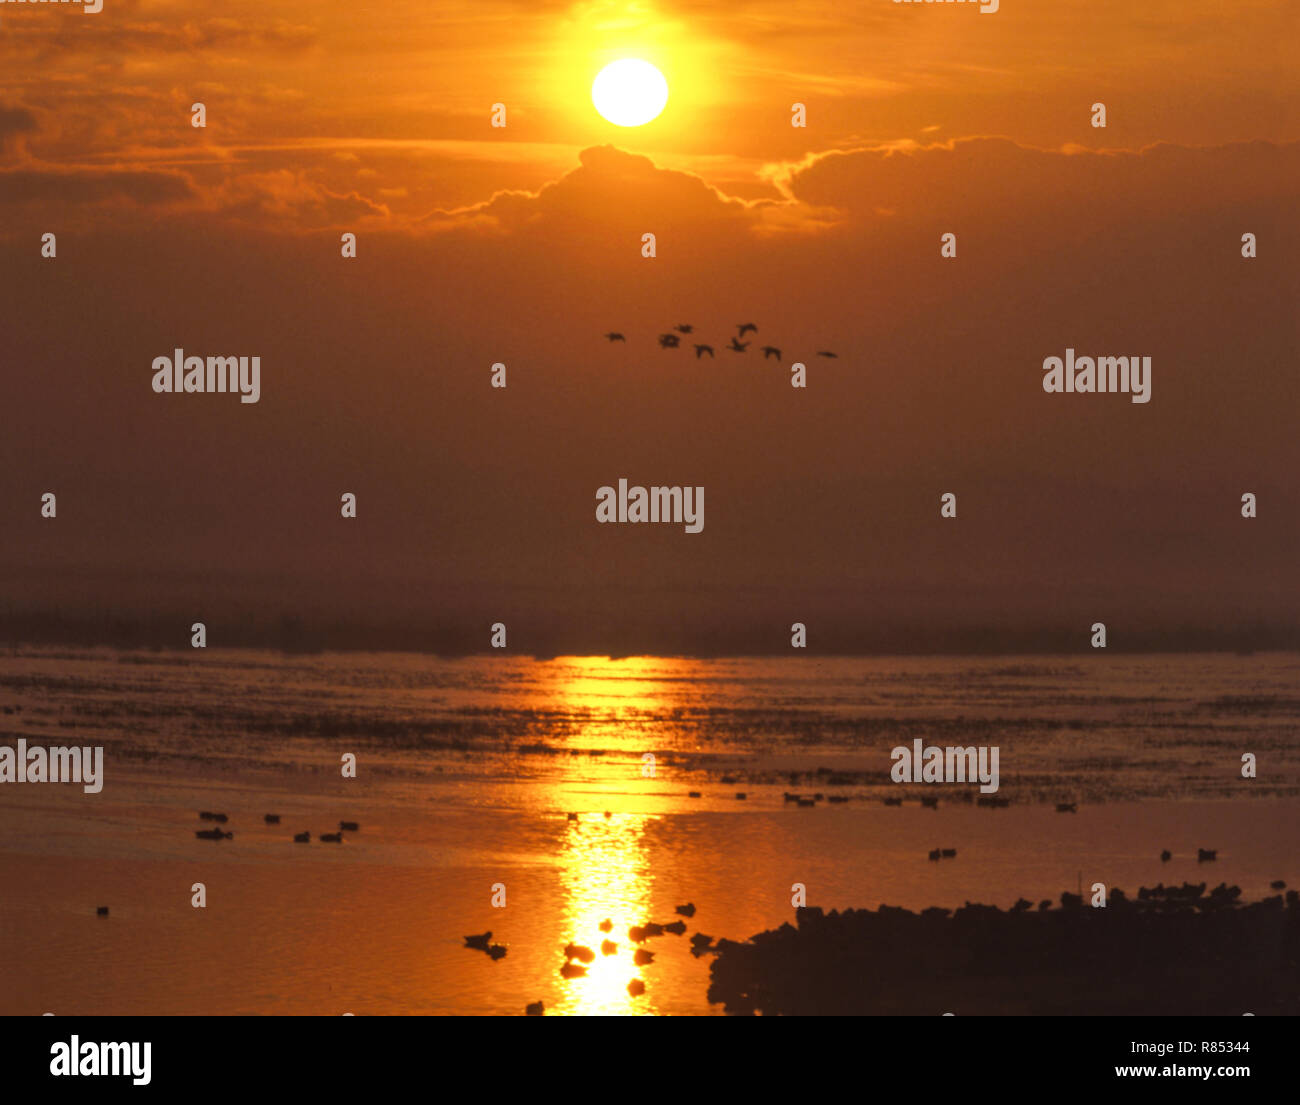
left=592, top=59, right=668, bottom=127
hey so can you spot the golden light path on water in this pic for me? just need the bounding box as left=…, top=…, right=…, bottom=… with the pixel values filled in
left=542, top=657, right=684, bottom=1015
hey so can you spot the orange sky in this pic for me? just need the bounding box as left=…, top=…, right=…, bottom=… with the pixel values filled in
left=1, top=1, right=1298, bottom=654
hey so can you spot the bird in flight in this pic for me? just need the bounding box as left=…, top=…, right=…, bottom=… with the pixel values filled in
left=694, top=344, right=714, bottom=359
left=658, top=333, right=681, bottom=349
left=675, top=324, right=694, bottom=334
left=737, top=323, right=757, bottom=338
left=727, top=337, right=749, bottom=352
left=604, top=332, right=626, bottom=342
left=761, top=346, right=781, bottom=360
left=816, top=350, right=838, bottom=358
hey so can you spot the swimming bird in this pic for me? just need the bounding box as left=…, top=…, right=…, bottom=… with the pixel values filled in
left=643, top=922, right=664, bottom=937
left=1198, top=848, right=1217, bottom=862
left=339, top=821, right=359, bottom=832
left=464, top=932, right=492, bottom=951
left=599, top=918, right=613, bottom=932
left=920, top=796, right=939, bottom=809
left=816, top=351, right=837, bottom=358
left=687, top=791, right=702, bottom=798
left=735, top=792, right=747, bottom=800
left=564, top=944, right=596, bottom=964
left=727, top=337, right=749, bottom=353
left=657, top=333, right=680, bottom=349
left=96, top=906, right=109, bottom=917
left=928, top=848, right=941, bottom=861
left=694, top=344, right=714, bottom=359
left=663, top=920, right=687, bottom=936
left=737, top=323, right=757, bottom=337
left=783, top=792, right=800, bottom=803
left=525, top=1001, right=544, bottom=1016
left=941, top=848, right=957, bottom=858
left=689, top=932, right=713, bottom=949
left=604, top=332, right=626, bottom=342
left=264, top=814, right=281, bottom=824
left=796, top=797, right=815, bottom=807
left=566, top=812, right=578, bottom=821
left=1271, top=880, right=1286, bottom=890
left=675, top=324, right=694, bottom=334
left=1055, top=802, right=1077, bottom=813
left=195, top=828, right=232, bottom=841
left=601, top=939, right=618, bottom=956
left=628, top=925, right=648, bottom=944
left=198, top=811, right=228, bottom=823
left=294, top=831, right=310, bottom=843
left=634, top=949, right=655, bottom=966
left=761, top=346, right=781, bottom=360
left=487, top=944, right=507, bottom=960
left=627, top=979, right=646, bottom=996
left=559, top=962, right=587, bottom=979
left=1160, top=849, right=1172, bottom=861
left=675, top=903, right=696, bottom=918
left=320, top=832, right=343, bottom=843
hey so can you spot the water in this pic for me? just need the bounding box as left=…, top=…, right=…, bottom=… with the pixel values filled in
left=1, top=647, right=1297, bottom=1014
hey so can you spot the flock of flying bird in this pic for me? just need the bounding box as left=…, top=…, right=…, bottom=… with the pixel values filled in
left=603, top=321, right=837, bottom=361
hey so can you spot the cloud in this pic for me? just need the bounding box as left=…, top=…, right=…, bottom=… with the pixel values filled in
left=0, top=102, right=38, bottom=155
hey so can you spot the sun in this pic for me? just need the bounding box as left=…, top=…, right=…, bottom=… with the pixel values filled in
left=591, top=59, right=668, bottom=127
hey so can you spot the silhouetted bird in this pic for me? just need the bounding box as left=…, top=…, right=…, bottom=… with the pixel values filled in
left=737, top=323, right=757, bottom=337
left=1271, top=880, right=1286, bottom=890
left=1055, top=802, right=1077, bottom=813
left=690, top=932, right=713, bottom=948
left=658, top=333, right=680, bottom=348
left=761, top=346, right=781, bottom=360
left=525, top=1001, right=544, bottom=1016
left=920, top=796, right=939, bottom=809
left=727, top=337, right=749, bottom=352
left=687, top=791, right=702, bottom=798
left=96, top=906, right=109, bottom=917
left=559, top=962, right=587, bottom=979
left=694, top=344, right=714, bottom=358
left=487, top=944, right=507, bottom=960
left=628, top=926, right=648, bottom=943
left=601, top=939, right=618, bottom=956
left=643, top=922, right=664, bottom=937
left=796, top=797, right=815, bottom=807
left=294, top=831, right=310, bottom=843
left=941, top=848, right=957, bottom=858
left=627, top=979, right=646, bottom=996
left=320, top=832, right=343, bottom=843
left=264, top=814, right=280, bottom=824
left=1160, top=849, right=1172, bottom=861
left=675, top=324, right=694, bottom=334
left=564, top=943, right=596, bottom=964
left=566, top=812, right=578, bottom=821
left=199, top=811, right=228, bottom=823
left=675, top=903, right=696, bottom=918
left=464, top=932, right=492, bottom=951
left=735, top=792, right=747, bottom=800
left=339, top=821, right=359, bottom=832
left=816, top=351, right=837, bottom=358
left=604, top=332, right=626, bottom=342
left=634, top=949, right=655, bottom=966
left=1198, top=848, right=1218, bottom=862
left=928, top=848, right=941, bottom=861
left=195, top=828, right=232, bottom=841
left=599, top=918, right=613, bottom=932
left=664, top=920, right=687, bottom=935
